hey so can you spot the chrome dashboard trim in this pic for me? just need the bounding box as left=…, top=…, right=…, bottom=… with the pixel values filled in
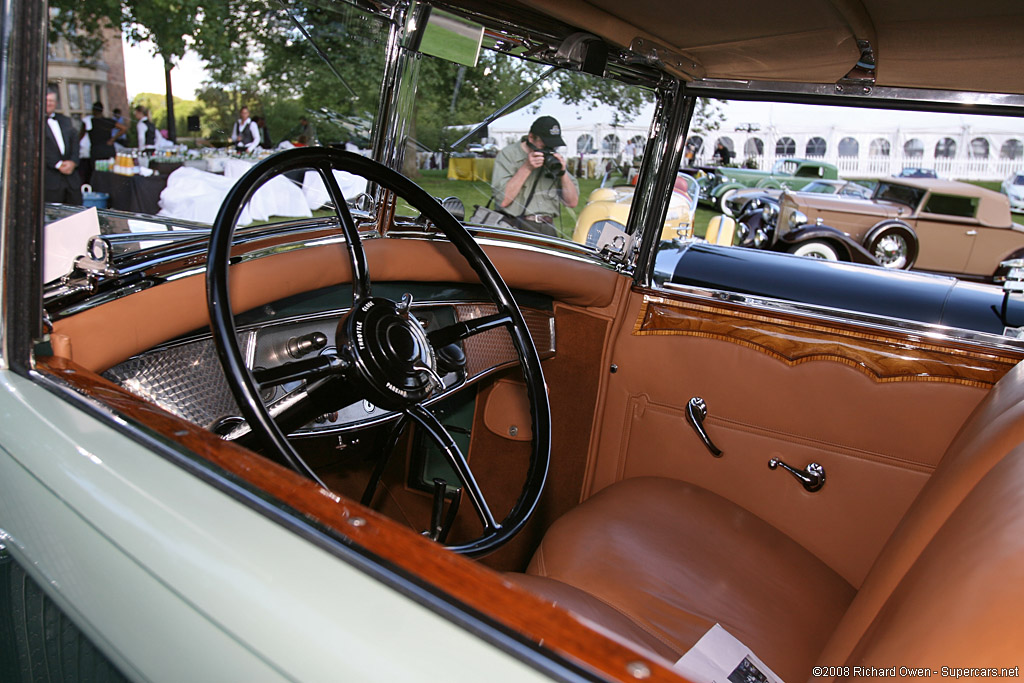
left=45, top=220, right=613, bottom=319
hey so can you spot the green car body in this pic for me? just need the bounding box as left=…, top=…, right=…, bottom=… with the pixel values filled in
left=700, top=158, right=841, bottom=211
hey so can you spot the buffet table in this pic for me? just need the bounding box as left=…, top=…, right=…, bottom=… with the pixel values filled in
left=156, top=156, right=369, bottom=226
left=89, top=171, right=168, bottom=214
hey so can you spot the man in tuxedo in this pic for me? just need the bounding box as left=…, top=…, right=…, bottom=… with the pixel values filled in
left=44, top=90, right=81, bottom=204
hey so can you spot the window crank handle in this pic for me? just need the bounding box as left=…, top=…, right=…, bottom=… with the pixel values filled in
left=686, top=397, right=722, bottom=456
left=768, top=458, right=826, bottom=492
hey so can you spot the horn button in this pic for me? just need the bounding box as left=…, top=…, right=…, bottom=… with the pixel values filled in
left=338, top=297, right=439, bottom=410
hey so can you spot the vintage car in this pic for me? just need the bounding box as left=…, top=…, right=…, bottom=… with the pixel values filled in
left=4, top=0, right=1024, bottom=681
left=736, top=177, right=1023, bottom=279
left=721, top=179, right=873, bottom=217
left=699, top=158, right=840, bottom=212
left=897, top=167, right=939, bottom=179
left=1004, top=171, right=1024, bottom=212
left=572, top=172, right=698, bottom=246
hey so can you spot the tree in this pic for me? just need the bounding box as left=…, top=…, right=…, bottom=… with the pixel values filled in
left=50, top=0, right=210, bottom=142
left=690, top=98, right=726, bottom=137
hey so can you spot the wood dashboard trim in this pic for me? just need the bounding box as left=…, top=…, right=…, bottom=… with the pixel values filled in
left=34, top=355, right=683, bottom=683
left=633, top=295, right=1024, bottom=388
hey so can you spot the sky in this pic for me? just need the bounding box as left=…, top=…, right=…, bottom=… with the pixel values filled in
left=123, top=39, right=209, bottom=99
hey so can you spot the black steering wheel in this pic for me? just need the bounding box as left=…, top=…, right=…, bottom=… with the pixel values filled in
left=206, top=148, right=551, bottom=557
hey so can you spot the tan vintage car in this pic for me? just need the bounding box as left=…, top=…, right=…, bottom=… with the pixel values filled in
left=759, top=178, right=1024, bottom=280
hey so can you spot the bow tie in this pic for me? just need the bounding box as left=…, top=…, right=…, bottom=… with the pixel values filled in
left=48, top=114, right=55, bottom=119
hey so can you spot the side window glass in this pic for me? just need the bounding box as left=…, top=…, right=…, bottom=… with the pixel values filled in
left=922, top=193, right=979, bottom=218
left=661, top=100, right=1024, bottom=342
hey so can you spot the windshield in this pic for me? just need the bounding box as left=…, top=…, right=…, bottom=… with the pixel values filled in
left=873, top=181, right=926, bottom=209
left=44, top=1, right=662, bottom=285
left=771, top=159, right=799, bottom=175
left=401, top=45, right=657, bottom=246
left=801, top=181, right=837, bottom=194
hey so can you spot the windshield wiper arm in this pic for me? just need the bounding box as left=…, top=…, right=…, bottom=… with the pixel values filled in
left=448, top=65, right=559, bottom=151
left=277, top=0, right=358, bottom=100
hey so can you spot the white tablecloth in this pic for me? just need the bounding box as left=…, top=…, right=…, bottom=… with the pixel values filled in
left=158, top=157, right=368, bottom=226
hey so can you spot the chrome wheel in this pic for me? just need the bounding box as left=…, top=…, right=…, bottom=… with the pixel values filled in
left=872, top=232, right=910, bottom=269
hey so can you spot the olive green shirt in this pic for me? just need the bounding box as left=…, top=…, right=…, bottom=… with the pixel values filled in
left=491, top=141, right=578, bottom=217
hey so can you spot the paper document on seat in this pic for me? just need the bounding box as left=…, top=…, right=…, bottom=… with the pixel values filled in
left=673, top=624, right=784, bottom=683
left=44, top=207, right=101, bottom=283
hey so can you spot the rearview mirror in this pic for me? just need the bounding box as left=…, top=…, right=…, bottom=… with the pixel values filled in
left=419, top=8, right=484, bottom=67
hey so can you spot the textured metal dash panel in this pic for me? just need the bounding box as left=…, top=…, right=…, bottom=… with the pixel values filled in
left=103, top=337, right=244, bottom=428
left=454, top=305, right=555, bottom=378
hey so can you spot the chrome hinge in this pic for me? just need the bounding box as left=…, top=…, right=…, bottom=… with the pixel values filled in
left=835, top=39, right=876, bottom=95
left=73, top=236, right=120, bottom=279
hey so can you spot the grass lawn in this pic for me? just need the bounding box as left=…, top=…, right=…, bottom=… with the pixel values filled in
left=401, top=171, right=1021, bottom=237
left=409, top=168, right=607, bottom=240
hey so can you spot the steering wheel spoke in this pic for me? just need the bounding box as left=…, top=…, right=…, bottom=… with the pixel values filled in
left=407, top=404, right=499, bottom=533
left=428, top=311, right=512, bottom=348
left=253, top=353, right=349, bottom=388
left=318, top=165, right=373, bottom=303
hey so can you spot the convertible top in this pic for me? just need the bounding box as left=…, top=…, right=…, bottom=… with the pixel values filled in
left=515, top=0, right=1024, bottom=95
left=889, top=178, right=1012, bottom=226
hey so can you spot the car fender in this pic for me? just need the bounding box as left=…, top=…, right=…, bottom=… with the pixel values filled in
left=775, top=224, right=880, bottom=265
left=710, top=181, right=746, bottom=200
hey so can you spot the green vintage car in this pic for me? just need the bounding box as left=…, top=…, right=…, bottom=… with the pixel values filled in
left=4, top=0, right=1024, bottom=681
left=699, top=157, right=840, bottom=212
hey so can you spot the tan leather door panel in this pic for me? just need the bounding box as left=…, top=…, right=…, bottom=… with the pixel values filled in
left=586, top=292, right=1018, bottom=587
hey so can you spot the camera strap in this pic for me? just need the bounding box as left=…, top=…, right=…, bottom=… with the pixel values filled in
left=521, top=169, right=543, bottom=215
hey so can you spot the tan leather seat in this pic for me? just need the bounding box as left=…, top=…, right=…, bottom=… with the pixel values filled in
left=517, top=478, right=855, bottom=679
left=518, top=362, right=1024, bottom=680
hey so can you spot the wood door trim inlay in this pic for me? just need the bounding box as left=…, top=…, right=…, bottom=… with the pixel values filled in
left=633, top=296, right=1023, bottom=388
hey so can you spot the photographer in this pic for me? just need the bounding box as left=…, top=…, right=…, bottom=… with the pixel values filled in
left=491, top=116, right=579, bottom=237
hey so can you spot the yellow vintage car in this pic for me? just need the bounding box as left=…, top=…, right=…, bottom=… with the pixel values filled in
left=572, top=172, right=699, bottom=246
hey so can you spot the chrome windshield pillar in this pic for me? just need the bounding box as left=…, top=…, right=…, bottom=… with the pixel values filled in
left=633, top=82, right=694, bottom=288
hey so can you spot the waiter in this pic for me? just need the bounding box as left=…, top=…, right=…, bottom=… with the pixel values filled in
left=43, top=90, right=81, bottom=205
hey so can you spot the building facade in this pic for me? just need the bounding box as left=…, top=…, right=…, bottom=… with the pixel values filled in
left=47, top=26, right=129, bottom=127
left=690, top=124, right=1024, bottom=182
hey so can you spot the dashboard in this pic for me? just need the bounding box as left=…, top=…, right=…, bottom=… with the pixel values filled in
left=103, top=287, right=556, bottom=438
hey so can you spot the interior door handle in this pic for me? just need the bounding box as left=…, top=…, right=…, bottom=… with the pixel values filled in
left=686, top=397, right=722, bottom=456
left=966, top=230, right=978, bottom=236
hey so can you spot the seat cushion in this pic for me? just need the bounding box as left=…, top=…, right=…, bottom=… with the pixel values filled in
left=506, top=573, right=685, bottom=662
left=525, top=477, right=856, bottom=681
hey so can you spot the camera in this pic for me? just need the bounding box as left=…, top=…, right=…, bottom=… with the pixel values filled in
left=527, top=141, right=565, bottom=178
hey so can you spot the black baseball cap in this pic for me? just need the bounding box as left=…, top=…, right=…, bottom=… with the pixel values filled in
left=530, top=116, right=566, bottom=148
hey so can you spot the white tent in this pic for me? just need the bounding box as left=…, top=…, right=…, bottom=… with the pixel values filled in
left=487, top=98, right=654, bottom=158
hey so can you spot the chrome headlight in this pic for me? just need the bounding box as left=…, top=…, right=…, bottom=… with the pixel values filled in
left=787, top=209, right=808, bottom=230
left=762, top=202, right=778, bottom=224
left=754, top=228, right=770, bottom=248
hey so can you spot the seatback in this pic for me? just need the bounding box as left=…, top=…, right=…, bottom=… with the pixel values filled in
left=817, top=360, right=1024, bottom=673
